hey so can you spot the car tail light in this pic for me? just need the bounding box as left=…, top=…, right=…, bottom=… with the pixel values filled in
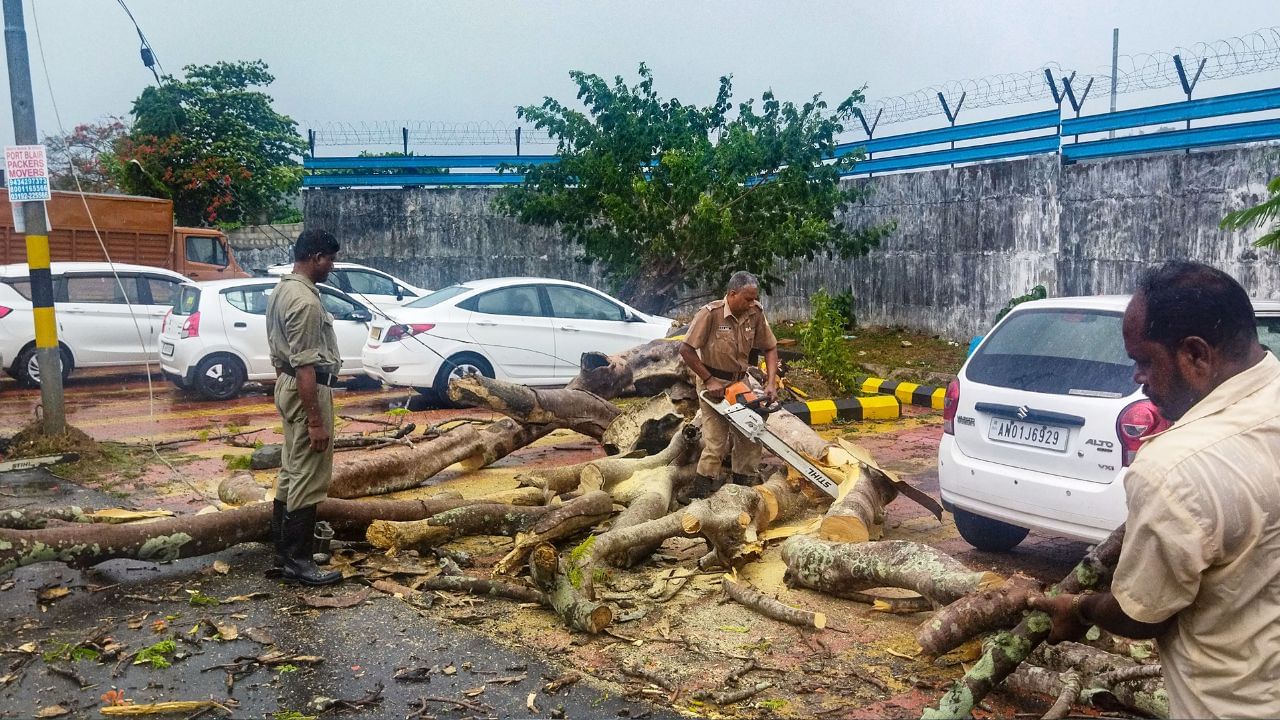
left=0, top=305, right=11, bottom=319
left=161, top=308, right=172, bottom=333
left=1116, top=399, right=1170, bottom=467
left=383, top=323, right=434, bottom=342
left=942, top=379, right=960, bottom=435
left=180, top=311, right=201, bottom=339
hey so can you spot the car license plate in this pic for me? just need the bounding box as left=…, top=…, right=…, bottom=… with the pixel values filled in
left=369, top=326, right=382, bottom=341
left=988, top=417, right=1068, bottom=452
left=161, top=341, right=174, bottom=357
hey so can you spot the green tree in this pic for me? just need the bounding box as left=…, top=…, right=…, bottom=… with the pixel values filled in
left=1221, top=173, right=1280, bottom=249
left=43, top=117, right=129, bottom=192
left=496, top=63, right=891, bottom=314
left=106, top=60, right=305, bottom=226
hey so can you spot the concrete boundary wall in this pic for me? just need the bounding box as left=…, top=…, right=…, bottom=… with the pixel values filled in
left=275, top=144, right=1280, bottom=339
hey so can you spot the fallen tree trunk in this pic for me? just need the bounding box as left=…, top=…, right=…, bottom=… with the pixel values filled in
left=365, top=487, right=548, bottom=552
left=529, top=543, right=612, bottom=633
left=818, top=464, right=897, bottom=543
left=566, top=337, right=690, bottom=399
left=582, top=424, right=699, bottom=495
left=328, top=424, right=487, bottom=498
left=0, top=493, right=502, bottom=576
left=924, top=524, right=1126, bottom=719
left=0, top=506, right=91, bottom=530
left=916, top=573, right=1043, bottom=657
left=493, top=491, right=615, bottom=575
left=782, top=535, right=1001, bottom=608
left=599, top=393, right=683, bottom=455
left=448, top=374, right=621, bottom=440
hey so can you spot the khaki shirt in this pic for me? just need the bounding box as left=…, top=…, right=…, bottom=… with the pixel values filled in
left=1112, top=352, right=1280, bottom=719
left=683, top=298, right=777, bottom=375
left=266, top=274, right=341, bottom=375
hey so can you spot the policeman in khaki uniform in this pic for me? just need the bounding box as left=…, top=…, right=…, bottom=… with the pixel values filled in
left=265, top=229, right=343, bottom=586
left=679, top=271, right=780, bottom=496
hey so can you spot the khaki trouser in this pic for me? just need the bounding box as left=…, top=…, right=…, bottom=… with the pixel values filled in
left=273, top=373, right=334, bottom=512
left=696, top=378, right=762, bottom=478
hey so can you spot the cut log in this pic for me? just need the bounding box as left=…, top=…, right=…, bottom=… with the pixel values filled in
left=447, top=374, right=620, bottom=440
left=924, top=524, right=1126, bottom=719
left=493, top=491, right=615, bottom=575
left=723, top=576, right=826, bottom=629
left=218, top=471, right=267, bottom=506
left=0, top=493, right=488, bottom=576
left=458, top=418, right=556, bottom=472
left=600, top=393, right=683, bottom=455
left=818, top=464, right=896, bottom=543
left=916, top=573, right=1043, bottom=657
left=781, top=535, right=1001, bottom=608
left=581, top=424, right=700, bottom=494
left=529, top=543, right=612, bottom=633
left=566, top=337, right=690, bottom=399
left=366, top=492, right=550, bottom=553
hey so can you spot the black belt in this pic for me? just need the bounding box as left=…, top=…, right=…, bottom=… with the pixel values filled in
left=706, top=366, right=745, bottom=382
left=280, top=367, right=341, bottom=388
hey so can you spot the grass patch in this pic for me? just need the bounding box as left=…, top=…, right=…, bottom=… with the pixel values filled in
left=133, top=638, right=176, bottom=669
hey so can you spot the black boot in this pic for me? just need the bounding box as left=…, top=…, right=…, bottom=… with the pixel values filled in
left=281, top=504, right=341, bottom=586
left=263, top=499, right=286, bottom=578
left=731, top=472, right=762, bottom=487
left=678, top=473, right=719, bottom=503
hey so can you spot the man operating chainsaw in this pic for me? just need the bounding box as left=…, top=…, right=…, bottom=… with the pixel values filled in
left=679, top=271, right=780, bottom=496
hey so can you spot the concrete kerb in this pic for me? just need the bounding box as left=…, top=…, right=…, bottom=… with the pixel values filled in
left=861, top=376, right=947, bottom=410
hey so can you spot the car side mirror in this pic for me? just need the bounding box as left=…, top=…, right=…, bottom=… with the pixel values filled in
left=625, top=311, right=645, bottom=322
left=395, top=286, right=404, bottom=301
left=347, top=308, right=373, bottom=323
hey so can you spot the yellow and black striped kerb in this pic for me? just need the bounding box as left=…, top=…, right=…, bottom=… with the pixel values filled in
left=860, top=377, right=946, bottom=410
left=782, top=395, right=899, bottom=425
left=25, top=233, right=58, bottom=349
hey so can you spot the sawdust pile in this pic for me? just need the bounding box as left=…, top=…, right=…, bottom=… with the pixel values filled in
left=6, top=421, right=102, bottom=460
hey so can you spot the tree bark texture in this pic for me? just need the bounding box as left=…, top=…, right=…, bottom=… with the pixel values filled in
left=582, top=424, right=700, bottom=496
left=217, top=471, right=268, bottom=506
left=781, top=536, right=1001, bottom=608
left=0, top=494, right=489, bottom=576
left=916, top=573, right=1043, bottom=657
left=566, top=337, right=691, bottom=399
left=923, top=524, right=1126, bottom=720
left=447, top=374, right=621, bottom=440
left=723, top=576, right=826, bottom=629
left=0, top=506, right=91, bottom=530
left=493, top=491, right=615, bottom=575
left=599, top=393, right=683, bottom=455
left=529, top=542, right=613, bottom=634
left=365, top=488, right=549, bottom=552
left=327, top=424, right=486, bottom=498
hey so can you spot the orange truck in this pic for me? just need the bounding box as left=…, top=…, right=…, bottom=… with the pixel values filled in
left=0, top=189, right=251, bottom=281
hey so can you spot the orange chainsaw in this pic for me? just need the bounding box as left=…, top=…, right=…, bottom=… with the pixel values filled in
left=704, top=380, right=782, bottom=415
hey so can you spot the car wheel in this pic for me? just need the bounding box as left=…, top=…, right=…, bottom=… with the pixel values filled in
left=193, top=354, right=246, bottom=401
left=952, top=507, right=1030, bottom=552
left=432, top=353, right=494, bottom=407
left=14, top=344, right=73, bottom=388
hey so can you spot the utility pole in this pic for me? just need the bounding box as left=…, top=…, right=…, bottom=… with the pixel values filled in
left=1109, top=28, right=1119, bottom=139
left=4, top=0, right=65, bottom=433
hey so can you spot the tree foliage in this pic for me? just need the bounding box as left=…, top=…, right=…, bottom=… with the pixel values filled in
left=43, top=117, right=129, bottom=193
left=496, top=63, right=891, bottom=314
left=106, top=60, right=305, bottom=226
left=1221, top=173, right=1280, bottom=250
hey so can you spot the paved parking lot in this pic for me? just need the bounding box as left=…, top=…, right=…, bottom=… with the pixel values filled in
left=0, top=368, right=1093, bottom=718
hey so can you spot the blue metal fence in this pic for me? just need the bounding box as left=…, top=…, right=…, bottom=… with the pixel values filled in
left=303, top=87, right=1280, bottom=188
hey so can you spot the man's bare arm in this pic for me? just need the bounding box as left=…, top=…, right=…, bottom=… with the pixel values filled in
left=680, top=342, right=726, bottom=393
left=1030, top=591, right=1175, bottom=642
left=294, top=365, right=330, bottom=452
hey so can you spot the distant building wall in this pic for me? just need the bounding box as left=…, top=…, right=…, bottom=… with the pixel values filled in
left=285, top=144, right=1280, bottom=338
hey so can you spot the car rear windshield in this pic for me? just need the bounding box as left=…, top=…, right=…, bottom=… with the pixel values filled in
left=966, top=309, right=1137, bottom=397
left=1258, top=315, right=1280, bottom=354
left=405, top=285, right=470, bottom=309
left=173, top=286, right=201, bottom=315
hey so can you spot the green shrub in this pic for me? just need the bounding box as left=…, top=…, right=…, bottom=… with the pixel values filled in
left=831, top=291, right=857, bottom=330
left=798, top=290, right=859, bottom=395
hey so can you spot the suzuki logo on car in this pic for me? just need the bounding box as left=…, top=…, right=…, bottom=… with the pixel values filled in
left=1084, top=438, right=1115, bottom=453
left=1016, top=405, right=1030, bottom=420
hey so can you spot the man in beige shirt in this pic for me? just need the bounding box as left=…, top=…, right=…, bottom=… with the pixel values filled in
left=265, top=229, right=344, bottom=587
left=1032, top=261, right=1280, bottom=718
left=679, top=271, right=779, bottom=496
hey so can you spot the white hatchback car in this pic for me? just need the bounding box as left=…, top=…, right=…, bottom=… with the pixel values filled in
left=362, top=277, right=673, bottom=399
left=0, top=262, right=189, bottom=386
left=267, top=262, right=428, bottom=313
left=159, top=278, right=374, bottom=400
left=939, top=295, right=1280, bottom=550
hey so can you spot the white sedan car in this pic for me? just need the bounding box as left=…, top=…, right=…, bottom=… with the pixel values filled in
left=268, top=262, right=428, bottom=313
left=159, top=277, right=374, bottom=400
left=363, top=277, right=672, bottom=399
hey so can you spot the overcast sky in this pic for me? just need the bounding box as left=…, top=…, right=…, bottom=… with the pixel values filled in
left=2, top=1, right=1277, bottom=152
